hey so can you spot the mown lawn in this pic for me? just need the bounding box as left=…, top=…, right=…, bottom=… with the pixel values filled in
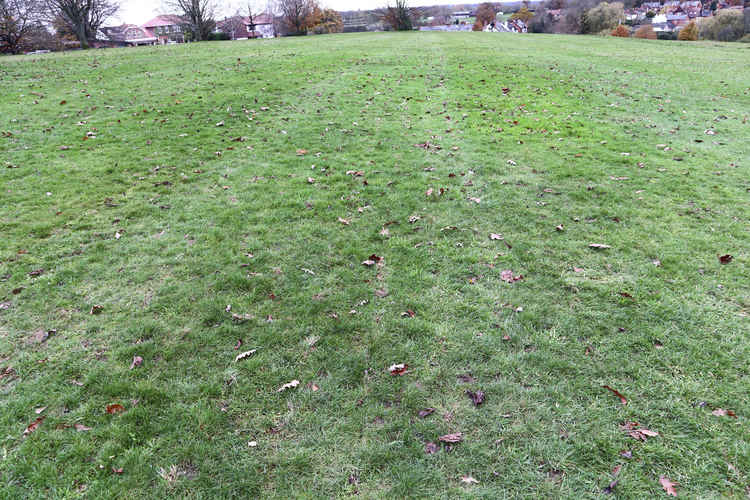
left=1, top=32, right=748, bottom=498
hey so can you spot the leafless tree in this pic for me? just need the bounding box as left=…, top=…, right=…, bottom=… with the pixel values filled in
left=277, top=0, right=317, bottom=35
left=43, top=0, right=119, bottom=49
left=165, top=0, right=215, bottom=41
left=0, top=0, right=44, bottom=54
left=379, top=0, right=413, bottom=31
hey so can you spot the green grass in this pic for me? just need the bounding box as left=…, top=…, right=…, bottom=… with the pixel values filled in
left=1, top=32, right=748, bottom=498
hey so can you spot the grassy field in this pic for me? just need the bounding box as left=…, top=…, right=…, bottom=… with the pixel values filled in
left=1, top=32, right=748, bottom=498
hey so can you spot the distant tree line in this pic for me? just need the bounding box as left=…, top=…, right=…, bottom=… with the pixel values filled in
left=528, top=0, right=748, bottom=41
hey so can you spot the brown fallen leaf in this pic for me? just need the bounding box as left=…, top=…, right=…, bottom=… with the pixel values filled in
left=466, top=390, right=485, bottom=406
left=338, top=217, right=350, bottom=225
left=234, top=339, right=242, bottom=350
left=112, top=467, right=124, bottom=474
left=620, top=421, right=658, bottom=441
left=460, top=475, right=479, bottom=484
left=374, top=289, right=389, bottom=298
left=34, top=406, right=47, bottom=414
left=589, top=244, right=611, bottom=250
left=418, top=408, right=435, bottom=418
left=426, top=188, right=434, bottom=196
left=602, top=385, right=628, bottom=405
left=424, top=442, right=438, bottom=454
left=555, top=224, right=564, bottom=231
left=278, top=379, right=300, bottom=392
left=129, top=356, right=143, bottom=370
left=28, top=268, right=44, bottom=277
left=23, top=416, right=45, bottom=436
left=500, top=270, right=523, bottom=283
left=106, top=403, right=125, bottom=414
left=712, top=408, right=737, bottom=418
left=388, top=363, right=408, bottom=376
left=90, top=305, right=103, bottom=315
left=401, top=310, right=415, bottom=318
left=232, top=313, right=253, bottom=321
left=235, top=349, right=257, bottom=362
left=307, top=177, right=315, bottom=184
left=718, top=254, right=733, bottom=264
left=489, top=233, right=503, bottom=240
left=439, top=432, right=463, bottom=443
left=468, top=197, right=481, bottom=204
left=659, top=476, right=678, bottom=497
left=296, top=149, right=308, bottom=156
left=75, top=423, right=92, bottom=432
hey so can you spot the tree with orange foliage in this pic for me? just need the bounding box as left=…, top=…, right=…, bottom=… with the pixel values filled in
left=611, top=24, right=629, bottom=36
left=634, top=24, right=656, bottom=39
left=677, top=20, right=698, bottom=40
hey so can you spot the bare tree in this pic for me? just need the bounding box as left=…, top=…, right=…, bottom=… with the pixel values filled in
left=277, top=0, right=317, bottom=35
left=43, top=0, right=119, bottom=49
left=380, top=0, right=413, bottom=31
left=165, top=0, right=216, bottom=41
left=0, top=0, right=43, bottom=54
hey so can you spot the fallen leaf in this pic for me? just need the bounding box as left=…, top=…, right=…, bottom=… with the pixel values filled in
left=718, top=254, right=733, bottom=264
left=712, top=408, right=737, bottom=418
left=338, top=217, right=350, bottom=225
left=23, top=416, right=45, bottom=436
left=401, top=310, right=415, bottom=318
left=248, top=440, right=258, bottom=447
left=466, top=390, right=485, bottom=406
left=603, top=479, right=619, bottom=494
left=278, top=379, right=300, bottom=392
left=457, top=373, right=476, bottom=383
left=296, top=149, right=308, bottom=156
left=232, top=313, right=253, bottom=321
left=374, top=289, right=389, bottom=298
left=28, top=268, right=44, bottom=277
left=234, top=339, right=242, bottom=350
left=112, top=467, right=124, bottom=474
left=500, top=270, right=523, bottom=283
left=426, top=188, right=434, bottom=197
left=659, top=476, right=678, bottom=497
left=489, top=233, right=503, bottom=240
left=621, top=421, right=658, bottom=441
left=90, top=305, right=103, bottom=315
left=75, top=423, right=92, bottom=432
left=460, top=475, right=479, bottom=484
left=388, top=363, right=408, bottom=376
left=589, top=244, right=611, bottom=250
left=555, top=224, right=564, bottom=231
left=620, top=450, right=632, bottom=459
left=424, top=442, right=438, bottom=454
left=602, top=385, right=628, bottom=405
left=106, top=404, right=125, bottom=414
left=418, top=408, right=435, bottom=418
left=307, top=177, right=315, bottom=184
left=468, top=197, right=481, bottom=204
left=129, top=356, right=143, bottom=370
left=235, top=349, right=257, bottom=362
left=439, top=432, right=463, bottom=443
left=573, top=267, right=584, bottom=273
left=35, top=406, right=47, bottom=414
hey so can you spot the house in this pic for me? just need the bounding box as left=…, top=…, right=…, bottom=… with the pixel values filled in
left=216, top=14, right=275, bottom=39
left=142, top=15, right=186, bottom=44
left=99, top=25, right=157, bottom=46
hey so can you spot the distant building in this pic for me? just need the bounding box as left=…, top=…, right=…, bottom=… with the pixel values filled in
left=215, top=14, right=274, bottom=39
left=99, top=25, right=157, bottom=46
left=142, top=15, right=186, bottom=44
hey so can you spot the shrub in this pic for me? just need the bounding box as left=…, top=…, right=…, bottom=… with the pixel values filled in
left=472, top=19, right=484, bottom=31
left=611, top=24, right=630, bottom=37
left=208, top=32, right=231, bottom=41
left=699, top=10, right=744, bottom=41
left=678, top=21, right=699, bottom=40
left=582, top=2, right=625, bottom=34
left=634, top=25, right=657, bottom=39
left=657, top=31, right=677, bottom=40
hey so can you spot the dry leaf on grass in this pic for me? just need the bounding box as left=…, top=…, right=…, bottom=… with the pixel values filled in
left=439, top=432, right=463, bottom=443
left=712, top=408, right=737, bottom=418
left=424, top=442, right=438, bottom=454
left=601, top=385, right=627, bottom=405
left=388, top=363, right=408, bottom=376
left=589, top=243, right=611, bottom=250
left=659, top=476, right=678, bottom=497
left=235, top=349, right=257, bottom=362
left=418, top=408, right=435, bottom=418
left=466, top=390, right=485, bottom=406
left=278, top=379, right=300, bottom=392
left=23, top=416, right=45, bottom=436
left=718, top=254, right=733, bottom=264
left=129, top=356, right=143, bottom=370
left=75, top=424, right=92, bottom=432
left=461, top=475, right=479, bottom=484
left=106, top=404, right=125, bottom=414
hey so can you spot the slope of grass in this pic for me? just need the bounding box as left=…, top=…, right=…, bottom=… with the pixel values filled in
left=1, top=33, right=748, bottom=498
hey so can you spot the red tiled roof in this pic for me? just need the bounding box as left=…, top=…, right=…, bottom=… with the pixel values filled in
left=142, top=15, right=184, bottom=28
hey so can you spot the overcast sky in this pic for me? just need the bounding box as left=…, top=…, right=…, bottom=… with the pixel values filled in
left=116, top=0, right=495, bottom=25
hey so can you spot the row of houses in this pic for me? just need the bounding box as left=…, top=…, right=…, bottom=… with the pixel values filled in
left=625, top=1, right=745, bottom=32
left=98, top=14, right=275, bottom=47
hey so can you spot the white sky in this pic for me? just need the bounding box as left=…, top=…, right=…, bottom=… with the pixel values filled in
left=115, top=0, right=509, bottom=25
